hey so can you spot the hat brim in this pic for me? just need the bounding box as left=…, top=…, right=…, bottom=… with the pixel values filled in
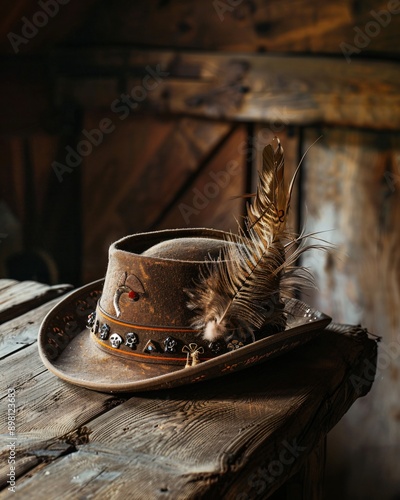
left=38, top=280, right=331, bottom=393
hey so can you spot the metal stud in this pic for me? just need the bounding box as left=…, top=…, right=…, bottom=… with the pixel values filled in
left=125, top=332, right=138, bottom=349
left=227, top=339, right=244, bottom=351
left=164, top=336, right=178, bottom=353
left=109, top=333, right=123, bottom=349
left=100, top=324, right=110, bottom=340
left=143, top=340, right=159, bottom=354
left=86, top=311, right=96, bottom=329
left=208, top=340, right=226, bottom=354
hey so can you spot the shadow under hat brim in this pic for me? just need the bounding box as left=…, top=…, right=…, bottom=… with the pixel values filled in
left=38, top=280, right=332, bottom=394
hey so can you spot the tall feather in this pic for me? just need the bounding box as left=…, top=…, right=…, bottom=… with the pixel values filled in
left=186, top=137, right=313, bottom=344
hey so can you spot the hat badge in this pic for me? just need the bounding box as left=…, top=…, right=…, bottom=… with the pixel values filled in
left=113, top=272, right=145, bottom=317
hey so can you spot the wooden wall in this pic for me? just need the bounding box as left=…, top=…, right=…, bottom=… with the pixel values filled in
left=1, top=1, right=400, bottom=498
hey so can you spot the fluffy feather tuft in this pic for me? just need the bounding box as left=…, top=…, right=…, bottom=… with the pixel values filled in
left=186, top=137, right=318, bottom=344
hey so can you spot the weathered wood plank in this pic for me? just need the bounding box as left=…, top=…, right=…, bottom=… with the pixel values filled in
left=0, top=281, right=72, bottom=325
left=4, top=325, right=376, bottom=499
left=0, top=342, right=127, bottom=490
left=52, top=49, right=400, bottom=130
left=301, top=128, right=400, bottom=500
left=2, top=447, right=210, bottom=500
left=64, top=0, right=400, bottom=57
left=0, top=343, right=125, bottom=441
left=0, top=296, right=68, bottom=359
left=0, top=280, right=17, bottom=293
left=0, top=277, right=378, bottom=498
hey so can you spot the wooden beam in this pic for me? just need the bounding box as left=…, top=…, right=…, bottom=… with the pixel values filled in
left=50, top=49, right=400, bottom=130
left=61, top=0, right=400, bottom=57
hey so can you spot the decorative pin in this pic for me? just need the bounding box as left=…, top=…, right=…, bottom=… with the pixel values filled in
left=125, top=332, right=138, bottom=349
left=143, top=340, right=159, bottom=354
left=164, top=336, right=178, bottom=353
left=227, top=339, right=244, bottom=351
left=109, top=333, right=123, bottom=349
left=209, top=340, right=226, bottom=354
left=113, top=272, right=145, bottom=317
left=182, top=343, right=204, bottom=368
left=86, top=312, right=96, bottom=329
left=100, top=324, right=110, bottom=340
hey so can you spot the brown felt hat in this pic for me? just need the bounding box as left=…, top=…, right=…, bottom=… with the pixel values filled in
left=38, top=228, right=331, bottom=393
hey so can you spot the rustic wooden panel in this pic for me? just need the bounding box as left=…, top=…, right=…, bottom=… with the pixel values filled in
left=0, top=0, right=99, bottom=55
left=29, top=134, right=59, bottom=218
left=0, top=137, right=25, bottom=223
left=158, top=125, right=247, bottom=232
left=0, top=60, right=51, bottom=134
left=0, top=281, right=72, bottom=324
left=81, top=114, right=232, bottom=282
left=0, top=133, right=66, bottom=283
left=65, top=0, right=400, bottom=56
left=301, top=128, right=400, bottom=500
left=53, top=49, right=400, bottom=130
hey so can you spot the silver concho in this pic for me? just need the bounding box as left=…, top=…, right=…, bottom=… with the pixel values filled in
left=109, top=333, right=123, bottom=349
left=125, top=332, right=138, bottom=349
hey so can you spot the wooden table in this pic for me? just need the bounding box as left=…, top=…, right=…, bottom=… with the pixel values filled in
left=0, top=279, right=377, bottom=499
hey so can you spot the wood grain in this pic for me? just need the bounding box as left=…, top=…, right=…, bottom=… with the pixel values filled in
left=301, top=128, right=400, bottom=500
left=52, top=49, right=400, bottom=130
left=63, top=0, right=400, bottom=57
left=0, top=296, right=66, bottom=359
left=0, top=281, right=72, bottom=324
left=81, top=114, right=231, bottom=283
left=158, top=125, right=246, bottom=232
left=0, top=341, right=126, bottom=490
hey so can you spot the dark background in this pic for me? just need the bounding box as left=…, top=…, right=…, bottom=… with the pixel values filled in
left=0, top=1, right=399, bottom=498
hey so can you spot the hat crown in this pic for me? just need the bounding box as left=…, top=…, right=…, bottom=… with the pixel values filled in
left=99, top=229, right=230, bottom=328
left=141, top=236, right=227, bottom=261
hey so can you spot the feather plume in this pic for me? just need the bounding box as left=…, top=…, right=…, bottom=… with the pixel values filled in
left=186, top=137, right=315, bottom=344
